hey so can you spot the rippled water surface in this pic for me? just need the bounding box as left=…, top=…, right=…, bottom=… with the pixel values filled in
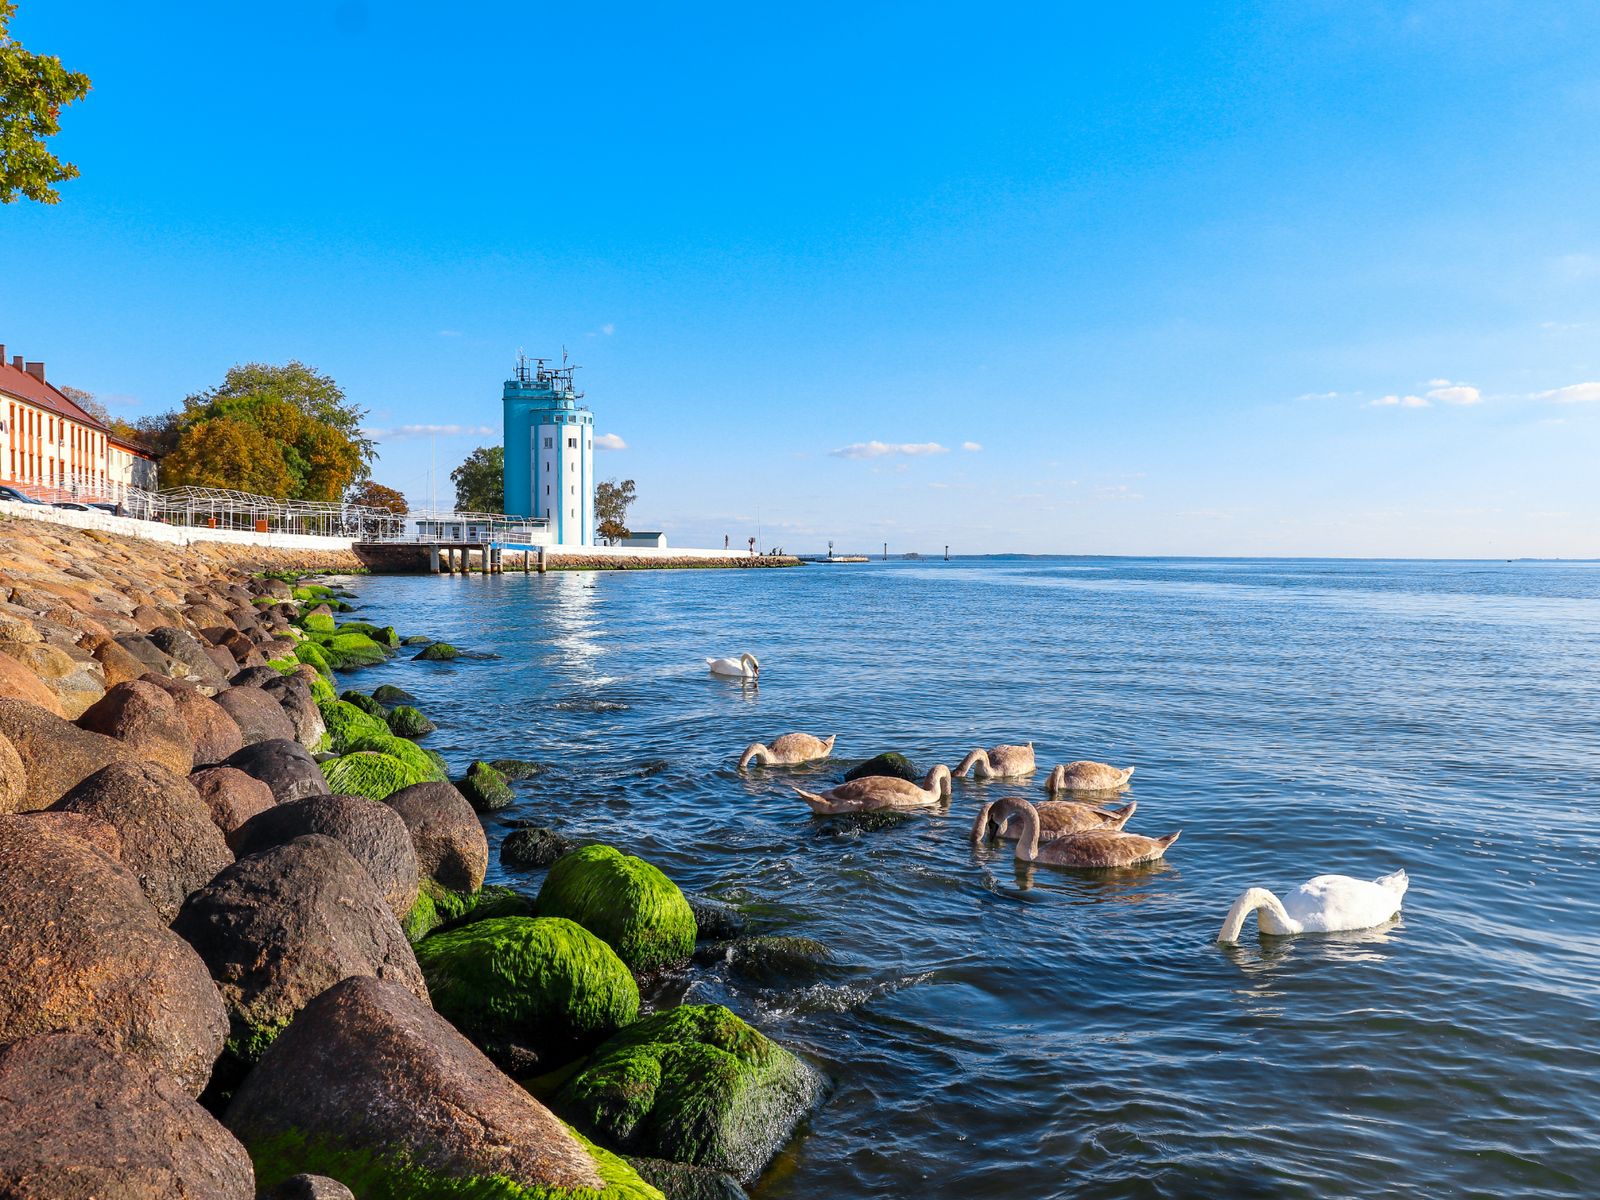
left=344, top=558, right=1600, bottom=1199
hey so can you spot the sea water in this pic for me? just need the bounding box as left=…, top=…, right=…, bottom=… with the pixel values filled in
left=347, top=557, right=1600, bottom=1199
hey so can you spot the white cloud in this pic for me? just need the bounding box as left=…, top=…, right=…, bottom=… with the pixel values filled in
left=1536, top=381, right=1600, bottom=404
left=961, top=441, right=983, bottom=452
left=362, top=423, right=497, bottom=441
left=594, top=432, right=627, bottom=450
left=1425, top=380, right=1482, bottom=405
left=601, top=323, right=615, bottom=336
left=1370, top=395, right=1430, bottom=408
left=829, top=440, right=950, bottom=459
left=1296, top=391, right=1343, bottom=402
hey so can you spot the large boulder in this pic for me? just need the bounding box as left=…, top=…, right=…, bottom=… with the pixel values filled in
left=143, top=672, right=247, bottom=764
left=556, top=1005, right=825, bottom=1184
left=385, top=703, right=436, bottom=739
left=174, top=835, right=427, bottom=1066
left=76, top=678, right=196, bottom=775
left=270, top=1176, right=356, bottom=1200
left=0, top=697, right=128, bottom=812
left=190, top=765, right=277, bottom=837
left=52, top=760, right=234, bottom=922
left=0, top=1034, right=255, bottom=1199
left=0, top=729, right=23, bottom=813
left=0, top=641, right=104, bottom=716
left=214, top=684, right=298, bottom=746
left=0, top=816, right=228, bottom=1095
left=416, top=916, right=638, bottom=1071
left=92, top=635, right=155, bottom=688
left=0, top=644, right=68, bottom=714
left=320, top=698, right=388, bottom=753
left=226, top=976, right=661, bottom=1200
left=842, top=752, right=920, bottom=783
left=231, top=793, right=420, bottom=921
left=226, top=738, right=330, bottom=803
left=321, top=750, right=434, bottom=801
left=538, top=844, right=697, bottom=974
left=149, top=625, right=232, bottom=687
left=261, top=673, right=328, bottom=750
left=382, top=780, right=488, bottom=893
left=457, top=759, right=514, bottom=811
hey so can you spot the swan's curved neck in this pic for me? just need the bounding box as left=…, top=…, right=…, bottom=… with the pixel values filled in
left=1011, top=802, right=1041, bottom=862
left=1217, top=888, right=1300, bottom=943
left=738, top=743, right=768, bottom=770
left=956, top=749, right=989, bottom=778
left=923, top=765, right=951, bottom=798
left=1045, top=765, right=1064, bottom=792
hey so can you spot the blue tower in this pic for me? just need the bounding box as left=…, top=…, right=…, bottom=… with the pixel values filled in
left=502, top=355, right=593, bottom=546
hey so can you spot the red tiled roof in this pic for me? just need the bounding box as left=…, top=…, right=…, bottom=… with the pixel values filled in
left=0, top=358, right=108, bottom=433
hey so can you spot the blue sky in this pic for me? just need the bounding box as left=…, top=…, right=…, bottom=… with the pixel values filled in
left=4, top=1, right=1598, bottom=555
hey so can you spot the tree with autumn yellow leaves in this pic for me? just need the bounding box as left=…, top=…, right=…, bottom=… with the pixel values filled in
left=157, top=362, right=374, bottom=501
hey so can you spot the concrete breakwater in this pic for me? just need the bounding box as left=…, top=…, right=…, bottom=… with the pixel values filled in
left=0, top=517, right=819, bottom=1198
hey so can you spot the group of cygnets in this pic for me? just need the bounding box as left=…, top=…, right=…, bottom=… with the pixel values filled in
left=735, top=732, right=1409, bottom=943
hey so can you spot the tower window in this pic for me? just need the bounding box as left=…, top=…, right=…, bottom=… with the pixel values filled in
left=543, top=437, right=552, bottom=449
left=567, top=437, right=577, bottom=449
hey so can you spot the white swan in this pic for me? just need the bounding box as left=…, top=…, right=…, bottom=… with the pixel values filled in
left=707, top=653, right=759, bottom=679
left=1217, top=870, right=1409, bottom=943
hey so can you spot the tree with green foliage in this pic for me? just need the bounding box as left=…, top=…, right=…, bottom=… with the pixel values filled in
left=0, top=1, right=91, bottom=204
left=158, top=362, right=372, bottom=501
left=347, top=480, right=409, bottom=515
left=595, top=478, right=636, bottom=544
left=450, top=446, right=503, bottom=514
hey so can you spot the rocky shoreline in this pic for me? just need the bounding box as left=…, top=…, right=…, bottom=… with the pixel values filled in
left=0, top=519, right=823, bottom=1199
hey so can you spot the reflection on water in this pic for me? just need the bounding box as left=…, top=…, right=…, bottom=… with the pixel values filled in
left=347, top=557, right=1600, bottom=1198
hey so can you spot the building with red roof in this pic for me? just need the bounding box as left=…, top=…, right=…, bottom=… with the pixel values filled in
left=0, top=342, right=158, bottom=502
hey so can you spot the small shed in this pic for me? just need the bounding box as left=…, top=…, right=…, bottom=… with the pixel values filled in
left=623, top=531, right=667, bottom=549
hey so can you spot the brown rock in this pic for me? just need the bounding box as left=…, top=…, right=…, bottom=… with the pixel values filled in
left=0, top=730, right=22, bottom=813
left=190, top=765, right=276, bottom=836
left=115, top=631, right=183, bottom=679
left=226, top=977, right=608, bottom=1195
left=141, top=673, right=245, bottom=765
left=0, top=1034, right=255, bottom=1199
left=52, top=760, right=233, bottom=921
left=0, top=698, right=128, bottom=812
left=0, top=641, right=104, bottom=716
left=92, top=635, right=153, bottom=687
left=269, top=1175, right=356, bottom=1200
left=232, top=794, right=419, bottom=921
left=260, top=673, right=328, bottom=751
left=149, top=625, right=232, bottom=687
left=0, top=646, right=66, bottom=715
left=173, top=835, right=428, bottom=1063
left=214, top=685, right=298, bottom=746
left=384, top=781, right=489, bottom=894
left=224, top=738, right=330, bottom=804
left=0, top=817, right=228, bottom=1095
left=12, top=809, right=124, bottom=859
left=76, top=679, right=196, bottom=776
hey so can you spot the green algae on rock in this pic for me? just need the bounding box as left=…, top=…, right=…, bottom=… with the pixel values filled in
left=537, top=845, right=695, bottom=974
left=416, top=917, right=639, bottom=1067
left=386, top=705, right=436, bottom=739
left=459, top=760, right=514, bottom=812
left=321, top=752, right=432, bottom=801
left=336, top=621, right=401, bottom=648
left=414, top=641, right=461, bottom=661
left=340, top=690, right=389, bottom=720
left=372, top=684, right=419, bottom=706
left=315, top=632, right=390, bottom=670
left=321, top=700, right=390, bottom=754
left=407, top=882, right=537, bottom=943
left=341, top=731, right=448, bottom=783
left=555, top=1005, right=824, bottom=1184
left=293, top=641, right=335, bottom=679
left=300, top=612, right=337, bottom=636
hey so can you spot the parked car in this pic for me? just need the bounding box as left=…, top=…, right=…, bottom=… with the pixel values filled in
left=51, top=501, right=93, bottom=511
left=0, top=485, right=44, bottom=505
left=87, top=502, right=125, bottom=516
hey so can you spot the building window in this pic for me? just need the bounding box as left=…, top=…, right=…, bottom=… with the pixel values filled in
left=543, top=437, right=552, bottom=449
left=567, top=437, right=576, bottom=449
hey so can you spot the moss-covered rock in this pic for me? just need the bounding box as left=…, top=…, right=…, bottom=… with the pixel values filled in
left=342, top=730, right=447, bottom=783
left=293, top=641, right=335, bottom=679
left=265, top=657, right=301, bottom=677
left=245, top=1126, right=663, bottom=1200
left=321, top=752, right=432, bottom=801
left=386, top=705, right=436, bottom=739
left=336, top=622, right=400, bottom=649
left=401, top=635, right=434, bottom=647
left=458, top=760, right=514, bottom=812
left=372, top=684, right=418, bottom=706
left=537, top=845, right=695, bottom=974
left=307, top=675, right=337, bottom=707
left=315, top=632, right=390, bottom=670
left=842, top=752, right=919, bottom=784
left=340, top=690, right=389, bottom=719
left=416, top=917, right=639, bottom=1069
left=320, top=700, right=389, bottom=754
left=300, top=612, right=337, bottom=636
left=555, top=1005, right=825, bottom=1184
left=414, top=642, right=460, bottom=661
left=624, top=1157, right=747, bottom=1200
left=491, top=758, right=545, bottom=781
